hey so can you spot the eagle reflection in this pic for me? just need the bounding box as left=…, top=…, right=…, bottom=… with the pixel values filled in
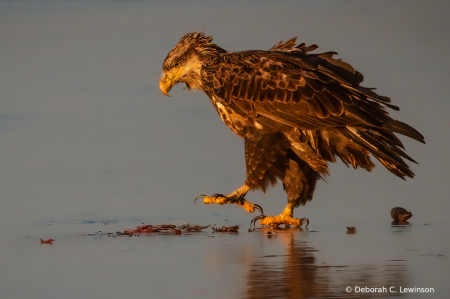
left=244, top=229, right=407, bottom=298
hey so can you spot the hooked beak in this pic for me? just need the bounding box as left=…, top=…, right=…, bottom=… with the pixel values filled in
left=159, top=73, right=173, bottom=97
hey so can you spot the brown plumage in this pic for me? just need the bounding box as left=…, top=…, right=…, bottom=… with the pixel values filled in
left=160, top=32, right=424, bottom=227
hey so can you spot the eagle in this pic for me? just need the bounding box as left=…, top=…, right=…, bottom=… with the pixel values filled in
left=159, top=32, right=424, bottom=228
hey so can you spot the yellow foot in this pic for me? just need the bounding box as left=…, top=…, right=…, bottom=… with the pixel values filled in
left=195, top=193, right=263, bottom=214
left=251, top=214, right=309, bottom=229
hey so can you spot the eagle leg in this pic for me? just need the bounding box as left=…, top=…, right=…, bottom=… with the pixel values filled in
left=194, top=185, right=263, bottom=214
left=253, top=204, right=309, bottom=229
left=251, top=158, right=315, bottom=229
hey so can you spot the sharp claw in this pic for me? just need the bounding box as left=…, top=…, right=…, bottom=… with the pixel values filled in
left=249, top=215, right=266, bottom=230
left=253, top=204, right=264, bottom=215
left=194, top=195, right=206, bottom=205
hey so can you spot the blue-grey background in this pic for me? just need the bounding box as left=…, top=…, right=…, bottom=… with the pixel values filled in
left=1, top=1, right=448, bottom=298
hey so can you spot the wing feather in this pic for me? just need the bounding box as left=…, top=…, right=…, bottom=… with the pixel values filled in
left=201, top=48, right=423, bottom=179
left=316, top=91, right=344, bottom=116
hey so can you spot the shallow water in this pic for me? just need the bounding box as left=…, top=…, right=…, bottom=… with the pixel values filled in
left=2, top=215, right=448, bottom=299
left=1, top=0, right=449, bottom=298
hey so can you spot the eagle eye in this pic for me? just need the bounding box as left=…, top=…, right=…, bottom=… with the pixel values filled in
left=173, top=61, right=181, bottom=68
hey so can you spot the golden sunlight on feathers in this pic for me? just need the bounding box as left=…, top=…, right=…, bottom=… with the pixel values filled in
left=160, top=32, right=424, bottom=228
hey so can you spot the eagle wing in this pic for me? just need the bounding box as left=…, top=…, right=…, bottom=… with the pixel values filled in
left=201, top=41, right=424, bottom=179
left=203, top=47, right=402, bottom=129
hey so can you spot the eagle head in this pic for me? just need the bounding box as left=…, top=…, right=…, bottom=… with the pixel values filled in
left=159, top=32, right=226, bottom=96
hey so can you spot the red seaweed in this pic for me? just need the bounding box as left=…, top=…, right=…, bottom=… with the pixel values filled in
left=40, top=238, right=54, bottom=244
left=121, top=224, right=180, bottom=236
left=212, top=225, right=240, bottom=233
left=346, top=226, right=357, bottom=234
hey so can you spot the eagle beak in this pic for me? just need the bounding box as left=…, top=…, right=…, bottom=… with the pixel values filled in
left=159, top=73, right=173, bottom=97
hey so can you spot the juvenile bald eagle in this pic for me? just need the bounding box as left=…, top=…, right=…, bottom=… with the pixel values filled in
left=160, top=32, right=424, bottom=228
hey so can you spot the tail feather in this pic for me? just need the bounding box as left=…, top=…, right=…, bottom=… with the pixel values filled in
left=335, top=126, right=415, bottom=179
left=375, top=158, right=414, bottom=180
left=385, top=119, right=425, bottom=144
left=368, top=127, right=405, bottom=149
left=363, top=130, right=417, bottom=164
